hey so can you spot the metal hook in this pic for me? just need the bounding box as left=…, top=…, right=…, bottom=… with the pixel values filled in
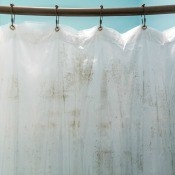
left=55, top=5, right=60, bottom=32
left=98, top=5, right=103, bottom=31
left=10, top=4, right=15, bottom=30
left=141, top=4, right=147, bottom=30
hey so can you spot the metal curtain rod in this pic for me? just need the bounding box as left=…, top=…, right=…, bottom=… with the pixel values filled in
left=0, top=5, right=175, bottom=16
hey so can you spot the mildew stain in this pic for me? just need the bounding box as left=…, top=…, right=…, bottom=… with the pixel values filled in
left=48, top=110, right=60, bottom=116
left=136, top=154, right=143, bottom=172
left=64, top=72, right=75, bottom=89
left=142, top=70, right=145, bottom=103
left=48, top=122, right=57, bottom=128
left=101, top=71, right=108, bottom=99
left=8, top=77, right=19, bottom=99
left=71, top=109, right=80, bottom=117
left=100, top=121, right=111, bottom=129
left=70, top=119, right=80, bottom=129
left=62, top=84, right=66, bottom=112
left=95, top=149, right=113, bottom=174
left=98, top=121, right=111, bottom=136
left=69, top=118, right=80, bottom=136
left=69, top=109, right=80, bottom=136
left=78, top=58, right=94, bottom=84
left=151, top=126, right=155, bottom=138
left=39, top=81, right=68, bottom=100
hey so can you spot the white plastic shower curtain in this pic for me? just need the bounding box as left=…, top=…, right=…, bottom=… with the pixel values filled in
left=0, top=22, right=175, bottom=175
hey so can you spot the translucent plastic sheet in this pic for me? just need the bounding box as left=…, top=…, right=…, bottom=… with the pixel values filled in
left=0, top=22, right=175, bottom=175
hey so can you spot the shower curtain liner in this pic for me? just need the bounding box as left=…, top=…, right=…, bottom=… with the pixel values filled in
left=0, top=22, right=175, bottom=175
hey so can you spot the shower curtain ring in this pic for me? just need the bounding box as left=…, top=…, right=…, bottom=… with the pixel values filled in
left=98, top=5, right=103, bottom=31
left=55, top=5, right=60, bottom=32
left=141, top=4, right=147, bottom=30
left=10, top=4, right=15, bottom=30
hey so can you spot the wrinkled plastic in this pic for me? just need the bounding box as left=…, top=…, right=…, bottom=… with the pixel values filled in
left=0, top=22, right=175, bottom=175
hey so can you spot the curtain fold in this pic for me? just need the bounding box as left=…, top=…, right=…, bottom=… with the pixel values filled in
left=0, top=22, right=175, bottom=175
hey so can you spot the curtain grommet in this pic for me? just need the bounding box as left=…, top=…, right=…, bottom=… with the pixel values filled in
left=142, top=25, right=147, bottom=30
left=55, top=26, right=60, bottom=32
left=98, top=26, right=103, bottom=31
left=10, top=25, right=15, bottom=30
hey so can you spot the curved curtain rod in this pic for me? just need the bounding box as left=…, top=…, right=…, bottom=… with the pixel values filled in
left=0, top=5, right=175, bottom=16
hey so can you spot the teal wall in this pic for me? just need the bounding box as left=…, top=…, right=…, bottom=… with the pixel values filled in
left=0, top=0, right=175, bottom=32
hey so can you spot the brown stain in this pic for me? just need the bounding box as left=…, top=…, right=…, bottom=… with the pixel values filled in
left=100, top=121, right=111, bottom=129
left=95, top=149, right=113, bottom=174
left=71, top=109, right=80, bottom=117
left=39, top=81, right=68, bottom=99
left=48, top=110, right=60, bottom=116
left=96, top=150, right=112, bottom=156
left=64, top=72, right=75, bottom=89
left=70, top=119, right=80, bottom=129
left=136, top=154, right=143, bottom=172
left=8, top=77, right=19, bottom=99
left=149, top=141, right=152, bottom=150
left=69, top=109, right=80, bottom=136
left=48, top=122, right=57, bottom=128
left=98, top=121, right=111, bottom=136
left=69, top=118, right=80, bottom=137
left=33, top=122, right=57, bottom=130
left=50, top=86, right=68, bottom=99
left=50, top=86, right=55, bottom=97
left=78, top=58, right=94, bottom=84
left=101, top=71, right=108, bottom=99
left=151, top=126, right=155, bottom=138
left=111, top=62, right=120, bottom=82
